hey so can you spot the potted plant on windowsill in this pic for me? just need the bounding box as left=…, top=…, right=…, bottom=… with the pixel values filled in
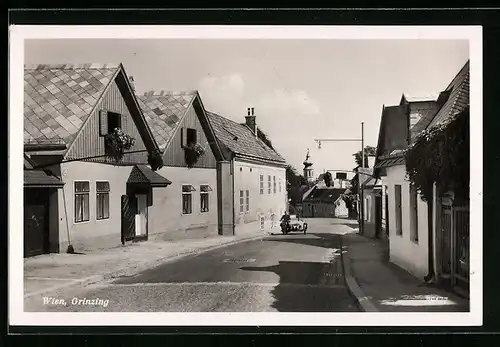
left=183, top=142, right=206, bottom=168
left=104, top=128, right=136, bottom=162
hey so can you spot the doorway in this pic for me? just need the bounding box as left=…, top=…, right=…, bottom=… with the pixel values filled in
left=135, top=194, right=148, bottom=237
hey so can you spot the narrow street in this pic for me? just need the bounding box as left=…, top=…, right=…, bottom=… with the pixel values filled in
left=25, top=219, right=360, bottom=312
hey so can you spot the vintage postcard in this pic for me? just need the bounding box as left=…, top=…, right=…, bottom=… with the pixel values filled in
left=9, top=25, right=482, bottom=327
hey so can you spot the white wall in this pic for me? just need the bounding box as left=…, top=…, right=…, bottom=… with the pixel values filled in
left=385, top=164, right=429, bottom=279
left=58, top=161, right=133, bottom=252
left=149, top=166, right=218, bottom=238
left=233, top=159, right=287, bottom=229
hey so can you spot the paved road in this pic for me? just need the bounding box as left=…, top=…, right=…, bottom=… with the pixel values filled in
left=26, top=219, right=360, bottom=312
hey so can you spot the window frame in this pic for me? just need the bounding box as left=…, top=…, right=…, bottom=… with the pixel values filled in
left=200, top=184, right=211, bottom=213
left=245, top=190, right=250, bottom=213
left=394, top=184, right=403, bottom=236
left=259, top=175, right=264, bottom=195
left=74, top=180, right=90, bottom=224
left=182, top=184, right=195, bottom=215
left=239, top=190, right=245, bottom=214
left=96, top=181, right=110, bottom=221
left=273, top=176, right=277, bottom=194
left=410, top=185, right=419, bottom=243
left=268, top=175, right=272, bottom=194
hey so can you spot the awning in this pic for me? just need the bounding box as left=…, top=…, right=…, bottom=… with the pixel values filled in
left=374, top=156, right=405, bottom=169
left=24, top=170, right=64, bottom=188
left=127, top=165, right=172, bottom=188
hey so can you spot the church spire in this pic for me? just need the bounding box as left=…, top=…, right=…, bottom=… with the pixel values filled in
left=303, top=148, right=314, bottom=182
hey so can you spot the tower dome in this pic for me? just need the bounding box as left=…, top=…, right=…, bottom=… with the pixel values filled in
left=303, top=149, right=314, bottom=182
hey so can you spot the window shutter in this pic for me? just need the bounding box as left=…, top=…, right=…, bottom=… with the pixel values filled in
left=181, top=128, right=188, bottom=147
left=99, top=110, right=108, bottom=136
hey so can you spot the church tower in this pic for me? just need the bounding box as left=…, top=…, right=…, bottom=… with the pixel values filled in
left=303, top=148, right=314, bottom=183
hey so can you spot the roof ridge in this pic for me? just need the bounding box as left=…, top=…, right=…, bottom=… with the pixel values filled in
left=140, top=90, right=198, bottom=97
left=24, top=63, right=121, bottom=70
left=449, top=71, right=470, bottom=116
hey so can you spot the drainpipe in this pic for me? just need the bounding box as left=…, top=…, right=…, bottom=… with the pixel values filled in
left=61, top=183, right=74, bottom=253
left=424, top=183, right=436, bottom=283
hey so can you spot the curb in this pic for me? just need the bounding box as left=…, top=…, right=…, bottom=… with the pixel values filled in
left=24, top=232, right=268, bottom=300
left=340, top=235, right=379, bottom=312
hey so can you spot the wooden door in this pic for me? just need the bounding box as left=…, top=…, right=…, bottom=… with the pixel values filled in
left=121, top=194, right=136, bottom=244
left=24, top=189, right=49, bottom=257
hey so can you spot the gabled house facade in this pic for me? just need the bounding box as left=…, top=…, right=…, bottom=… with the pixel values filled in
left=373, top=102, right=430, bottom=279
left=207, top=108, right=288, bottom=234
left=24, top=63, right=170, bottom=253
left=137, top=90, right=225, bottom=240
left=373, top=60, right=470, bottom=284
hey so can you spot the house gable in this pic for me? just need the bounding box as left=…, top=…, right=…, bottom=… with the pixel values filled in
left=65, top=65, right=155, bottom=165
left=138, top=91, right=222, bottom=169
left=206, top=111, right=286, bottom=166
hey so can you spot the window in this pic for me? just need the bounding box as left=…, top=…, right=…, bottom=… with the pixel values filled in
left=394, top=184, right=402, bottom=236
left=260, top=175, right=264, bottom=195
left=96, top=181, right=110, bottom=220
left=108, top=112, right=122, bottom=133
left=273, top=176, right=276, bottom=194
left=245, top=190, right=250, bottom=213
left=239, top=190, right=244, bottom=213
left=181, top=128, right=198, bottom=147
left=279, top=178, right=282, bottom=193
left=200, top=185, right=211, bottom=213
left=268, top=175, right=271, bottom=194
left=74, top=181, right=90, bottom=223
left=99, top=110, right=122, bottom=136
left=364, top=197, right=368, bottom=221
left=182, top=185, right=195, bottom=214
left=410, top=185, right=419, bottom=242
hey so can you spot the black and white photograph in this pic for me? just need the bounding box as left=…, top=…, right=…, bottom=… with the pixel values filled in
left=9, top=25, right=482, bottom=326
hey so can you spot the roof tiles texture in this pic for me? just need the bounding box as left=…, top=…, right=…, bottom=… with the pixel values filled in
left=427, top=60, right=470, bottom=128
left=137, top=91, right=196, bottom=151
left=206, top=111, right=285, bottom=163
left=24, top=64, right=119, bottom=145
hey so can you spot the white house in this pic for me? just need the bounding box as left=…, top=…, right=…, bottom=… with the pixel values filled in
left=207, top=108, right=288, bottom=234
left=373, top=60, right=470, bottom=282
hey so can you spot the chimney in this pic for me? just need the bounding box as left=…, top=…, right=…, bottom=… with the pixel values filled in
left=129, top=76, right=135, bottom=92
left=245, top=107, right=257, bottom=138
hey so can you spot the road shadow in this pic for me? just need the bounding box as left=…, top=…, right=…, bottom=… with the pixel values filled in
left=240, top=260, right=357, bottom=312
left=262, top=233, right=347, bottom=251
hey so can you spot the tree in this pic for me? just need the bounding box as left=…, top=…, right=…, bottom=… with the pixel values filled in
left=353, top=145, right=377, bottom=167
left=286, top=165, right=309, bottom=206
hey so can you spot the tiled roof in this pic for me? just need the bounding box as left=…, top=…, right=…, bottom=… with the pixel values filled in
left=24, top=64, right=120, bottom=146
left=303, top=187, right=345, bottom=204
left=373, top=155, right=405, bottom=169
left=409, top=101, right=440, bottom=142
left=127, top=165, right=172, bottom=187
left=427, top=60, right=470, bottom=128
left=24, top=170, right=64, bottom=187
left=374, top=104, right=408, bottom=162
left=137, top=91, right=196, bottom=152
left=206, top=111, right=286, bottom=163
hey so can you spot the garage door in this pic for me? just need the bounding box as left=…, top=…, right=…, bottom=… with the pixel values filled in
left=24, top=190, right=49, bottom=257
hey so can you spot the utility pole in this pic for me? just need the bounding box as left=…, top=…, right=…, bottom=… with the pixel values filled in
left=314, top=122, right=365, bottom=232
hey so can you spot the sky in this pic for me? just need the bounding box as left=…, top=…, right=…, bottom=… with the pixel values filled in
left=25, top=39, right=469, bottom=178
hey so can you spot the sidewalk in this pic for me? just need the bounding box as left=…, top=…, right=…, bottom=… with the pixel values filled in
left=341, top=232, right=470, bottom=312
left=24, top=224, right=268, bottom=299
